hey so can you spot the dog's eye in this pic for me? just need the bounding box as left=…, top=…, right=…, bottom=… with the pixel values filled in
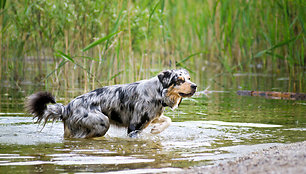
left=188, top=77, right=191, bottom=80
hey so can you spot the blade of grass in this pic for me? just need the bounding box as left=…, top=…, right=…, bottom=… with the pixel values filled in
left=0, top=0, right=6, bottom=9
left=82, top=30, right=121, bottom=52
left=108, top=70, right=123, bottom=81
left=56, top=50, right=75, bottom=63
left=111, top=3, right=126, bottom=33
left=253, top=34, right=301, bottom=58
left=176, top=52, right=205, bottom=66
left=148, top=0, right=161, bottom=35
left=43, top=60, right=67, bottom=80
left=54, top=50, right=103, bottom=85
left=103, top=4, right=126, bottom=59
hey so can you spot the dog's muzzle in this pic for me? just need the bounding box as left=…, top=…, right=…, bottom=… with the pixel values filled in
left=179, top=83, right=197, bottom=97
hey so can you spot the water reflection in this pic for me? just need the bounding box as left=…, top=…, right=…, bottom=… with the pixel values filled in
left=0, top=82, right=305, bottom=173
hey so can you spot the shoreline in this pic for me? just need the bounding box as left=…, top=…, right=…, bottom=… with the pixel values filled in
left=180, top=141, right=306, bottom=174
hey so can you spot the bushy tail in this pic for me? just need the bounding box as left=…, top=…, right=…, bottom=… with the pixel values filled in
left=25, top=92, right=65, bottom=127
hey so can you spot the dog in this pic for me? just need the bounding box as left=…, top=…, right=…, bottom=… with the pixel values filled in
left=26, top=69, right=197, bottom=138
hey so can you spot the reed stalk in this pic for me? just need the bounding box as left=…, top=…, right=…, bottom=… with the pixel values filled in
left=1, top=0, right=304, bottom=92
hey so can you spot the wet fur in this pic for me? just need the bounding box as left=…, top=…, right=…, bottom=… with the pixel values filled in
left=25, top=69, right=197, bottom=138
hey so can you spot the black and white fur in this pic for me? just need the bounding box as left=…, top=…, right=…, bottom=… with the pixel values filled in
left=26, top=69, right=197, bottom=138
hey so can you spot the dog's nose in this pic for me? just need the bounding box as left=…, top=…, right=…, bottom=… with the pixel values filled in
left=191, top=84, right=197, bottom=90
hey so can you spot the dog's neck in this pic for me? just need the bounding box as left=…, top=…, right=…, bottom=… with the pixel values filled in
left=161, top=89, right=182, bottom=109
left=151, top=76, right=182, bottom=109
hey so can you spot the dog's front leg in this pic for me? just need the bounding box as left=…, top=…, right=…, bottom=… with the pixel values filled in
left=150, top=115, right=172, bottom=134
left=127, top=124, right=142, bottom=138
left=128, top=113, right=151, bottom=137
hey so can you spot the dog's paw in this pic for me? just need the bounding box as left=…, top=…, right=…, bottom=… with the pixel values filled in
left=128, top=130, right=140, bottom=138
left=150, top=125, right=162, bottom=134
left=150, top=116, right=171, bottom=134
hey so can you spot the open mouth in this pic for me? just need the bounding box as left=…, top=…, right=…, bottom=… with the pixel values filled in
left=179, top=92, right=195, bottom=97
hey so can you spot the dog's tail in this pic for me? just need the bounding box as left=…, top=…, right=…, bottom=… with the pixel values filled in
left=25, top=92, right=65, bottom=127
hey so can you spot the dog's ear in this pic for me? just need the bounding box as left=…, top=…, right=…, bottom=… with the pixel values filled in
left=158, top=70, right=171, bottom=83
left=158, top=70, right=175, bottom=88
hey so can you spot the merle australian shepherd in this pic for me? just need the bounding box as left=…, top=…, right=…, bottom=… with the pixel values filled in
left=26, top=69, right=197, bottom=138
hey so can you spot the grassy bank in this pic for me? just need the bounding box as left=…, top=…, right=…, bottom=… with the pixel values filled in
left=0, top=0, right=305, bottom=92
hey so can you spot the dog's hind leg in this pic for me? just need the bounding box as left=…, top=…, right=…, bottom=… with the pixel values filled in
left=150, top=115, right=172, bottom=134
left=83, top=111, right=110, bottom=138
left=66, top=111, right=110, bottom=138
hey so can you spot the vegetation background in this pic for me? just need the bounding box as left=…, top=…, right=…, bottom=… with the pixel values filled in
left=0, top=0, right=305, bottom=94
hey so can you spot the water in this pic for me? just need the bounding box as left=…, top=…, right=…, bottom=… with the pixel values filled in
left=0, top=77, right=305, bottom=173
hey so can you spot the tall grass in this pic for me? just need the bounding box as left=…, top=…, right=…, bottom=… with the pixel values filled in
left=1, top=0, right=304, bottom=92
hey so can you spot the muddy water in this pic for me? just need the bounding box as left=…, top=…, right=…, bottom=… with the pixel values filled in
left=0, top=82, right=305, bottom=173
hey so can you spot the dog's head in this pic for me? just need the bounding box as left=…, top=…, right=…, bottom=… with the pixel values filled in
left=158, top=69, right=197, bottom=99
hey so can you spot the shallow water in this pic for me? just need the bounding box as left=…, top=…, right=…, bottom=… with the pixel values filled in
left=0, top=83, right=305, bottom=173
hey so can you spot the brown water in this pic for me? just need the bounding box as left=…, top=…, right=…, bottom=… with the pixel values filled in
left=0, top=73, right=305, bottom=173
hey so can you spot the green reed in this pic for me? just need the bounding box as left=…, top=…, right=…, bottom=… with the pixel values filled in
left=0, top=0, right=304, bottom=92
